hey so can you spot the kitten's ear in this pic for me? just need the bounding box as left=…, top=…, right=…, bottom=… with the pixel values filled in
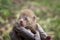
left=33, top=16, right=36, bottom=20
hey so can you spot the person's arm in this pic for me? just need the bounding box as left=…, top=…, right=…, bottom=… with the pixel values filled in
left=37, top=23, right=51, bottom=40
left=13, top=24, right=35, bottom=40
left=10, top=24, right=35, bottom=40
left=10, top=23, right=41, bottom=40
left=16, top=27, right=35, bottom=39
left=16, top=27, right=41, bottom=40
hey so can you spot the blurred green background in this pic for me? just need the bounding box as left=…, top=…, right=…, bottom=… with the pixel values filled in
left=0, top=0, right=60, bottom=40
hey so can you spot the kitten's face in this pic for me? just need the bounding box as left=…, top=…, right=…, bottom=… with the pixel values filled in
left=18, top=15, right=36, bottom=27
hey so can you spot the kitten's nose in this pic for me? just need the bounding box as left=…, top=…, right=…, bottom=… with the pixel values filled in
left=20, top=20, right=23, bottom=23
left=20, top=19, right=24, bottom=26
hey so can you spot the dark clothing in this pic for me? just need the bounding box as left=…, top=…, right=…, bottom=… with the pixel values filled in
left=10, top=23, right=51, bottom=40
left=10, top=23, right=35, bottom=40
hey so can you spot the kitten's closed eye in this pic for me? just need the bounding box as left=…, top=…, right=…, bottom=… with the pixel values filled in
left=24, top=17, right=27, bottom=20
